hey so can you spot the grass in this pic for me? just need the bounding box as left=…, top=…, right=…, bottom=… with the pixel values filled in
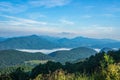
left=24, top=60, right=49, bottom=65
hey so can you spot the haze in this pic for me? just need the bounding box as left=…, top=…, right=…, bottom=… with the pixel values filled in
left=0, top=0, right=120, bottom=40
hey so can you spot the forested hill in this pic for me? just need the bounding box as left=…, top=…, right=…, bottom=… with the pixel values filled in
left=0, top=49, right=120, bottom=80
left=0, top=50, right=53, bottom=68
left=49, top=47, right=97, bottom=63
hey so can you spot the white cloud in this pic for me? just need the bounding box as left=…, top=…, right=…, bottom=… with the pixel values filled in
left=0, top=15, right=47, bottom=26
left=0, top=15, right=119, bottom=40
left=111, top=7, right=120, bottom=12
left=0, top=24, right=63, bottom=37
left=26, top=12, right=47, bottom=19
left=102, top=13, right=116, bottom=17
left=60, top=19, right=74, bottom=25
left=29, top=0, right=72, bottom=8
left=74, top=26, right=120, bottom=40
left=0, top=21, right=120, bottom=40
left=0, top=2, right=27, bottom=14
left=0, top=15, right=63, bottom=37
left=106, top=6, right=120, bottom=12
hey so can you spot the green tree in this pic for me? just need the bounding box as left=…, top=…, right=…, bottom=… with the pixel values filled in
left=10, top=67, right=29, bottom=80
left=97, top=53, right=120, bottom=80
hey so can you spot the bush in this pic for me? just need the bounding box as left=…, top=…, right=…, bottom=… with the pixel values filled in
left=94, top=54, right=120, bottom=80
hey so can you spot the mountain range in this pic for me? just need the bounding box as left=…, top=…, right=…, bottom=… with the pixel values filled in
left=0, top=35, right=119, bottom=50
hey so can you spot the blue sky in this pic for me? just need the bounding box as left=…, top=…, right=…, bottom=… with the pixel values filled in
left=0, top=0, right=120, bottom=40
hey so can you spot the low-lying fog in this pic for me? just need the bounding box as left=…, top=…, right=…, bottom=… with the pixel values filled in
left=16, top=48, right=101, bottom=54
left=16, top=48, right=71, bottom=54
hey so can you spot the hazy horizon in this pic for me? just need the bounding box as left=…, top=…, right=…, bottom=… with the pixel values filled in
left=1, top=34, right=120, bottom=41
left=0, top=0, right=120, bottom=40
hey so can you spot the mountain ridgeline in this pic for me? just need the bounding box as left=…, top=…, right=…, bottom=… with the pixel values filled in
left=0, top=35, right=59, bottom=50
left=0, top=35, right=119, bottom=50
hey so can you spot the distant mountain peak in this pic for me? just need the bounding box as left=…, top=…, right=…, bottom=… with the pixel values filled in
left=29, top=34, right=39, bottom=37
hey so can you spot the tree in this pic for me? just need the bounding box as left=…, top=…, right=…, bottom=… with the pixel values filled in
left=98, top=53, right=120, bottom=80
left=10, top=67, right=29, bottom=80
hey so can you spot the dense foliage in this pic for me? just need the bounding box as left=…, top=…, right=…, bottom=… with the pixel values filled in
left=0, top=49, right=120, bottom=80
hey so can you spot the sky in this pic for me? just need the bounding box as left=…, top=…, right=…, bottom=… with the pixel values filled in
left=0, top=0, right=120, bottom=40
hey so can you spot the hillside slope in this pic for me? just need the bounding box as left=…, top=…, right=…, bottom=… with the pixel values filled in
left=49, top=47, right=97, bottom=63
left=0, top=50, right=53, bottom=68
